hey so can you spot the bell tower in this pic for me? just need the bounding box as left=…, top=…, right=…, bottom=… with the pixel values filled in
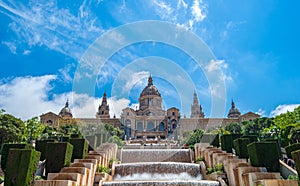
left=96, top=91, right=110, bottom=119
left=190, top=90, right=204, bottom=118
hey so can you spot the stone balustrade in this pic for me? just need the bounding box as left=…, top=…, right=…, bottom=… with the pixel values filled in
left=195, top=142, right=294, bottom=186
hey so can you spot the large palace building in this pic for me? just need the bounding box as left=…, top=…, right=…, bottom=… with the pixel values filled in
left=40, top=75, right=259, bottom=139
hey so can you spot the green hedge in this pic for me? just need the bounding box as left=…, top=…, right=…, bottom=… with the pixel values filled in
left=61, top=136, right=70, bottom=142
left=264, top=138, right=282, bottom=158
left=1, top=143, right=32, bottom=172
left=85, top=135, right=97, bottom=151
left=70, top=133, right=81, bottom=138
left=35, top=139, right=55, bottom=161
left=221, top=134, right=232, bottom=152
left=285, top=143, right=300, bottom=159
left=247, top=142, right=280, bottom=172
left=201, top=134, right=220, bottom=147
left=221, top=134, right=242, bottom=153
left=233, top=138, right=250, bottom=158
left=69, top=138, right=88, bottom=161
left=291, top=149, right=300, bottom=177
left=4, top=149, right=40, bottom=186
left=241, top=135, right=258, bottom=143
left=95, top=133, right=103, bottom=147
left=45, top=142, right=73, bottom=175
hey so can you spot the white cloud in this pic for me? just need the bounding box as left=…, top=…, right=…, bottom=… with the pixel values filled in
left=205, top=59, right=228, bottom=72
left=2, top=41, right=17, bottom=54
left=22, top=49, right=31, bottom=55
left=148, top=0, right=207, bottom=31
left=58, top=63, right=76, bottom=83
left=270, top=104, right=300, bottom=117
left=0, top=75, right=132, bottom=120
left=256, top=108, right=266, bottom=117
left=204, top=59, right=233, bottom=83
left=153, top=0, right=174, bottom=19
left=0, top=75, right=59, bottom=119
left=0, top=0, right=103, bottom=59
left=123, top=71, right=149, bottom=93
left=191, top=0, right=206, bottom=22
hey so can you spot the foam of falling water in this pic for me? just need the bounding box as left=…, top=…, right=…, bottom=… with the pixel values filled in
left=121, top=149, right=192, bottom=163
left=102, top=180, right=220, bottom=186
left=114, top=172, right=203, bottom=181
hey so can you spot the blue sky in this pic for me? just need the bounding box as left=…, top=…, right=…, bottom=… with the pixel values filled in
left=0, top=0, right=299, bottom=120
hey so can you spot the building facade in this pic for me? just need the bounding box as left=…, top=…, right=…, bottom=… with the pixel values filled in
left=40, top=75, right=260, bottom=139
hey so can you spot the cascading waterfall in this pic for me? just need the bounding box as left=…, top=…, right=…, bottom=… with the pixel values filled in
left=121, top=149, right=192, bottom=163
left=102, top=148, right=220, bottom=186
left=114, top=162, right=202, bottom=180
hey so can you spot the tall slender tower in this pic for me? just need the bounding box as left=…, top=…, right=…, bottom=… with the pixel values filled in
left=190, top=90, right=205, bottom=118
left=96, top=91, right=110, bottom=119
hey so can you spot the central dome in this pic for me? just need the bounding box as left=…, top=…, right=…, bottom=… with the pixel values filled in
left=140, top=76, right=161, bottom=97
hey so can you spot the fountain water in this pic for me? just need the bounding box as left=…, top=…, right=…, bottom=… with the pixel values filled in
left=103, top=148, right=219, bottom=185
left=121, top=149, right=192, bottom=163
left=102, top=180, right=220, bottom=186
left=114, top=162, right=201, bottom=179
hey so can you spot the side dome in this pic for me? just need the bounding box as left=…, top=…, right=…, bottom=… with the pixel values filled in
left=140, top=75, right=161, bottom=97
left=59, top=100, right=73, bottom=118
left=227, top=100, right=241, bottom=118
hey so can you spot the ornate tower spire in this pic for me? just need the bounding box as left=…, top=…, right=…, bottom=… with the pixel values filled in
left=231, top=99, right=235, bottom=108
left=193, top=90, right=199, bottom=105
left=148, top=74, right=153, bottom=86
left=65, top=99, right=69, bottom=107
left=96, top=91, right=110, bottom=119
left=102, top=91, right=107, bottom=105
left=190, top=91, right=204, bottom=118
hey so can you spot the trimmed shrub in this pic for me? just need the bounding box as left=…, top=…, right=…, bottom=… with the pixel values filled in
left=69, top=138, right=88, bottom=161
left=61, top=136, right=70, bottom=142
left=286, top=143, right=300, bottom=159
left=48, top=136, right=59, bottom=141
left=1, top=143, right=32, bottom=172
left=35, top=139, right=55, bottom=161
left=221, top=134, right=232, bottom=152
left=85, top=135, right=97, bottom=151
left=70, top=133, right=81, bottom=138
left=264, top=138, right=282, bottom=158
left=247, top=142, right=280, bottom=172
left=95, top=133, right=103, bottom=147
left=232, top=134, right=243, bottom=140
left=241, top=135, right=258, bottom=143
left=291, top=149, right=300, bottom=177
left=221, top=134, right=242, bottom=153
left=233, top=138, right=250, bottom=158
left=4, top=149, right=41, bottom=186
left=45, top=142, right=73, bottom=175
left=201, top=134, right=220, bottom=147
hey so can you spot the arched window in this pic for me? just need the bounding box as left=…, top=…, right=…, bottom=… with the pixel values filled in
left=171, top=119, right=177, bottom=129
left=125, top=119, right=131, bottom=127
left=147, top=121, right=154, bottom=131
left=137, top=122, right=143, bottom=131
left=159, top=122, right=165, bottom=131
